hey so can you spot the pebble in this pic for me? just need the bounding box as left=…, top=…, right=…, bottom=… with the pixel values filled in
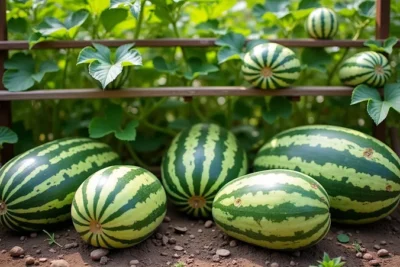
left=204, top=220, right=213, bottom=228
left=341, top=256, right=347, bottom=261
left=174, top=246, right=184, bottom=251
left=160, top=252, right=168, bottom=256
left=155, top=233, right=163, bottom=240
left=64, top=242, right=78, bottom=249
left=34, top=260, right=40, bottom=266
left=363, top=253, right=373, bottom=260
left=221, top=241, right=228, bottom=247
left=129, top=260, right=139, bottom=265
left=195, top=250, right=200, bottom=255
left=32, top=245, right=38, bottom=249
left=356, top=252, right=363, bottom=258
left=174, top=226, right=187, bottom=234
left=198, top=229, right=203, bottom=233
left=25, top=256, right=35, bottom=265
left=290, top=261, right=296, bottom=266
left=10, top=246, right=24, bottom=257
left=49, top=248, right=57, bottom=253
left=392, top=226, right=399, bottom=232
left=168, top=238, right=177, bottom=244
left=50, top=259, right=70, bottom=267
left=172, top=253, right=180, bottom=259
left=20, top=236, right=26, bottom=241
left=229, top=240, right=237, bottom=247
left=216, top=249, right=230, bottom=257
left=36, top=249, right=41, bottom=254
left=130, top=265, right=136, bottom=267
left=271, top=263, right=279, bottom=267
left=99, top=256, right=108, bottom=265
left=212, top=255, right=220, bottom=262
left=369, top=259, right=380, bottom=266
left=39, top=258, right=48, bottom=262
left=90, top=248, right=109, bottom=261
left=374, top=245, right=381, bottom=250
left=1, top=250, right=6, bottom=254
left=232, top=260, right=237, bottom=265
left=265, top=261, right=270, bottom=265
left=377, top=249, right=389, bottom=257
left=360, top=247, right=367, bottom=253
left=186, top=258, right=194, bottom=264
left=30, top=233, right=37, bottom=238
left=380, top=241, right=387, bottom=246
left=189, top=235, right=195, bottom=239
left=58, top=255, right=64, bottom=259
left=162, top=235, right=169, bottom=246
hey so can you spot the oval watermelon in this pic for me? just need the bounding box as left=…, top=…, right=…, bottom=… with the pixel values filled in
left=161, top=123, right=248, bottom=218
left=306, top=7, right=338, bottom=39
left=0, top=138, right=120, bottom=232
left=242, top=43, right=301, bottom=90
left=212, top=169, right=331, bottom=250
left=71, top=165, right=167, bottom=249
left=254, top=125, right=400, bottom=224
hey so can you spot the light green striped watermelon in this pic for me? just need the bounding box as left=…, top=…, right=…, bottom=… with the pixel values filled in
left=339, top=51, right=391, bottom=87
left=241, top=43, right=301, bottom=90
left=306, top=7, right=338, bottom=39
left=0, top=138, right=120, bottom=232
left=212, top=169, right=331, bottom=250
left=254, top=125, right=400, bottom=224
left=161, top=123, right=248, bottom=218
left=71, top=166, right=167, bottom=249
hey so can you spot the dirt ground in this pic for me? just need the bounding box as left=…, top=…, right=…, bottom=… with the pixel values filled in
left=0, top=203, right=399, bottom=267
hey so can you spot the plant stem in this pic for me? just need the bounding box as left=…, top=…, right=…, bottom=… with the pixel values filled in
left=142, top=120, right=177, bottom=137
left=134, top=0, right=146, bottom=39
left=192, top=98, right=207, bottom=122
left=62, top=49, right=71, bottom=88
left=139, top=97, right=168, bottom=120
left=171, top=20, right=188, bottom=62
left=125, top=142, right=151, bottom=169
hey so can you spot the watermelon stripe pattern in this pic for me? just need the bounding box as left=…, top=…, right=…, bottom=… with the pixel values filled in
left=212, top=170, right=331, bottom=250
left=71, top=166, right=167, bottom=249
left=242, top=43, right=301, bottom=90
left=162, top=123, right=248, bottom=217
left=254, top=125, right=400, bottom=224
left=307, top=8, right=338, bottom=39
left=339, top=51, right=391, bottom=87
left=0, top=138, right=120, bottom=232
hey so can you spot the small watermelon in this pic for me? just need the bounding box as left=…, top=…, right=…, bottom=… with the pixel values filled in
left=339, top=51, right=391, bottom=87
left=242, top=43, right=301, bottom=90
left=161, top=123, right=248, bottom=218
left=306, top=7, right=338, bottom=39
left=212, top=169, right=331, bottom=250
left=71, top=166, right=167, bottom=249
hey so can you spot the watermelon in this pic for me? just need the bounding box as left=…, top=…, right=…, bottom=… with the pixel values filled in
left=254, top=125, right=400, bottom=224
left=241, top=43, right=301, bottom=90
left=0, top=138, right=120, bottom=232
left=161, top=123, right=248, bottom=218
left=212, top=169, right=331, bottom=250
left=71, top=166, right=166, bottom=249
left=339, top=51, right=391, bottom=87
left=306, top=7, right=338, bottom=39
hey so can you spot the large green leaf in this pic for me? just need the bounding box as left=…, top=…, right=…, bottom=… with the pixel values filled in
left=263, top=97, right=293, bottom=124
left=0, top=127, right=18, bottom=147
left=215, top=32, right=246, bottom=64
left=358, top=0, right=375, bottom=18
left=184, top=57, right=219, bottom=80
left=152, top=56, right=179, bottom=75
left=301, top=48, right=331, bottom=72
left=77, top=43, right=142, bottom=89
left=101, top=8, right=128, bottom=32
left=298, top=0, right=320, bottom=10
left=8, top=17, right=28, bottom=34
left=110, top=0, right=141, bottom=19
left=87, top=0, right=109, bottom=15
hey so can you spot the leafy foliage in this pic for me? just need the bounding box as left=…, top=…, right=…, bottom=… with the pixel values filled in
left=310, top=252, right=346, bottom=267
left=0, top=127, right=18, bottom=148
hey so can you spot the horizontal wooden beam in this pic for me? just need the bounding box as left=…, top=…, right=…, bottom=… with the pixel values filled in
left=0, top=86, right=354, bottom=100
left=0, top=39, right=397, bottom=50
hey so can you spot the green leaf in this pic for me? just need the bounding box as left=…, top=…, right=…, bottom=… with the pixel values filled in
left=215, top=32, right=246, bottom=64
left=351, top=84, right=381, bottom=105
left=265, top=0, right=290, bottom=18
left=152, top=56, right=179, bottom=75
left=363, top=39, right=385, bottom=52
left=367, top=100, right=390, bottom=125
left=383, top=37, right=399, bottom=55
left=100, top=8, right=128, bottom=32
left=195, top=19, right=226, bottom=35
left=334, top=3, right=356, bottom=17
left=337, top=234, right=350, bottom=243
left=32, top=61, right=60, bottom=83
left=110, top=0, right=141, bottom=19
left=0, top=127, right=18, bottom=147
left=301, top=48, right=331, bottom=72
left=246, top=40, right=269, bottom=52
left=358, top=0, right=375, bottom=18
left=384, top=83, right=400, bottom=112
left=252, top=4, right=267, bottom=19
left=298, top=0, right=320, bottom=10
left=89, top=104, right=139, bottom=141
left=184, top=57, right=219, bottom=80
left=87, top=0, right=109, bottom=15
left=263, top=97, right=292, bottom=124
left=2, top=70, right=35, bottom=92
left=77, top=43, right=142, bottom=89
left=8, top=17, right=28, bottom=34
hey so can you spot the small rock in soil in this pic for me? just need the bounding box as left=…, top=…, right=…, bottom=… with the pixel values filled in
left=39, top=258, right=48, bottom=262
left=229, top=240, right=237, bottom=247
left=377, top=249, right=389, bottom=257
left=155, top=233, right=163, bottom=240
left=356, top=252, right=363, bottom=258
left=360, top=247, right=367, bottom=253
left=58, top=255, right=64, bottom=259
left=183, top=241, right=189, bottom=245
left=162, top=235, right=169, bottom=246
left=30, top=233, right=37, bottom=238
left=90, top=248, right=109, bottom=261
left=392, top=226, right=399, bottom=232
left=174, top=246, right=184, bottom=251
left=168, top=238, right=177, bottom=244
left=232, top=260, right=237, bottom=265
left=221, top=241, right=228, bottom=247
left=189, top=234, right=195, bottom=239
left=49, top=248, right=57, bottom=253
left=130, top=265, right=136, bottom=267
left=369, top=259, right=380, bottom=266
left=341, top=256, right=347, bottom=261
left=212, top=255, right=220, bottom=262
left=186, top=258, right=194, bottom=264
left=189, top=254, right=194, bottom=258
left=374, top=245, right=381, bottom=250
left=35, top=250, right=41, bottom=254
left=216, top=249, right=230, bottom=257
left=10, top=246, right=24, bottom=257
left=174, top=226, right=187, bottom=234
left=64, top=242, right=78, bottom=249
left=265, top=261, right=270, bottom=266
left=34, top=260, right=40, bottom=266
left=172, top=253, right=180, bottom=259
left=198, top=229, right=203, bottom=233
left=100, top=256, right=109, bottom=265
left=20, top=236, right=26, bottom=241
left=290, top=261, right=296, bottom=266
left=130, top=260, right=139, bottom=265
left=195, top=250, right=200, bottom=255
left=380, top=241, right=387, bottom=245
left=25, top=256, right=35, bottom=265
left=363, top=253, right=373, bottom=260
left=204, top=220, right=213, bottom=228
left=160, top=252, right=168, bottom=256
left=50, top=259, right=70, bottom=267
left=271, top=263, right=279, bottom=267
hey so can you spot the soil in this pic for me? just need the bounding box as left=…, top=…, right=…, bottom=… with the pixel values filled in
left=0, top=204, right=399, bottom=267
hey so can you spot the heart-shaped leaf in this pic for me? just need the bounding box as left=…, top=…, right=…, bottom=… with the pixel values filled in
left=152, top=56, right=179, bottom=75
left=184, top=57, right=219, bottom=80
left=0, top=127, right=18, bottom=147
left=358, top=0, right=375, bottom=18
left=101, top=8, right=128, bottom=32
left=215, top=32, right=246, bottom=64
left=383, top=37, right=399, bottom=55
left=110, top=0, right=141, bottom=19
left=195, top=19, right=227, bottom=35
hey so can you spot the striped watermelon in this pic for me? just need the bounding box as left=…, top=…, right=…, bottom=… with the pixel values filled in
left=212, top=169, right=331, bottom=250
left=306, top=7, right=338, bottom=39
left=339, top=51, right=391, bottom=87
left=254, top=125, right=400, bottom=224
left=0, top=138, right=120, bottom=232
left=71, top=166, right=166, bottom=249
left=241, top=43, right=301, bottom=90
left=161, top=123, right=248, bottom=218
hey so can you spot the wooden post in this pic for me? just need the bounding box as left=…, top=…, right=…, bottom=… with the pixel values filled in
left=0, top=0, right=13, bottom=164
left=373, top=0, right=390, bottom=142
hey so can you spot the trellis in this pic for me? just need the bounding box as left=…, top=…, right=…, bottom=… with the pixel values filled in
left=0, top=0, right=399, bottom=163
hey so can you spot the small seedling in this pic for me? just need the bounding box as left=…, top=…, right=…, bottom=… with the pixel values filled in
left=353, top=241, right=362, bottom=252
left=43, top=230, right=63, bottom=247
left=174, top=262, right=186, bottom=267
left=310, top=252, right=346, bottom=267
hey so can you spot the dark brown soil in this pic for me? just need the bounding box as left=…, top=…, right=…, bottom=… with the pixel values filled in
left=0, top=204, right=399, bottom=267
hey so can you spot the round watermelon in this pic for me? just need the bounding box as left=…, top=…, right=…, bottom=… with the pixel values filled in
left=212, top=169, right=331, bottom=250
left=306, top=7, right=338, bottom=39
left=242, top=43, right=301, bottom=90
left=161, top=123, right=248, bottom=218
left=71, top=165, right=167, bottom=249
left=254, top=125, right=400, bottom=224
